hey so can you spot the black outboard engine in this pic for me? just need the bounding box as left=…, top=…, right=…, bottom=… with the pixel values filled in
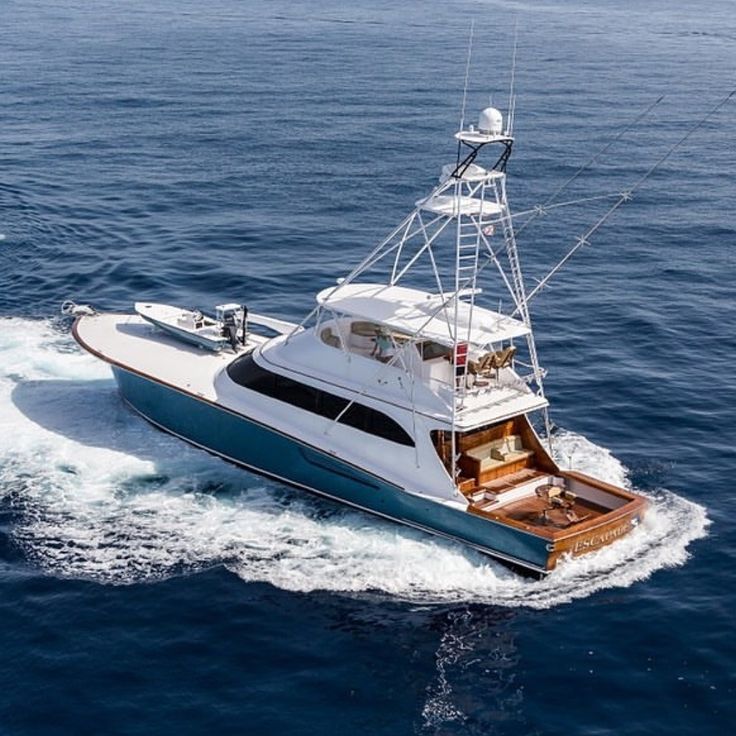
left=222, top=312, right=239, bottom=351
left=216, top=303, right=246, bottom=352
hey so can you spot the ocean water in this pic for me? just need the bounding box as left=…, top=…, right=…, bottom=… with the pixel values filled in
left=0, top=0, right=734, bottom=734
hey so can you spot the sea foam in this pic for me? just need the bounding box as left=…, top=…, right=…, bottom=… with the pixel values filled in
left=0, top=317, right=709, bottom=608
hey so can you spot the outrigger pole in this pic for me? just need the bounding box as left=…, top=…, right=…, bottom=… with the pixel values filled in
left=456, top=20, right=475, bottom=170
left=518, top=89, right=735, bottom=310
left=506, top=19, right=519, bottom=136
left=514, top=94, right=665, bottom=240
left=463, top=92, right=669, bottom=283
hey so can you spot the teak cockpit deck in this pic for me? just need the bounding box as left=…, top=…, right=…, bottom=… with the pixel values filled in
left=435, top=415, right=647, bottom=570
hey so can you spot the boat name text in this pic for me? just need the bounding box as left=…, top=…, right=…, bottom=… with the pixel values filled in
left=572, top=521, right=632, bottom=554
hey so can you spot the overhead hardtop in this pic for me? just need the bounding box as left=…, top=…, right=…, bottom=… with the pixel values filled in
left=316, top=282, right=529, bottom=349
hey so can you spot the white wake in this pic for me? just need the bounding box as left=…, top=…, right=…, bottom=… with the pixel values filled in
left=0, top=317, right=709, bottom=608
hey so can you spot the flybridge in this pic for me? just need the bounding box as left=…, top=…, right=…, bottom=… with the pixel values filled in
left=301, top=102, right=551, bottom=450
left=316, top=283, right=530, bottom=349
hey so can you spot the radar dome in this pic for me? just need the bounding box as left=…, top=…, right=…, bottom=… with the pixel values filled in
left=478, top=107, right=503, bottom=136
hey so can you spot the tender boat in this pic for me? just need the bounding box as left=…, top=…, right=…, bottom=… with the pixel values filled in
left=70, top=103, right=648, bottom=576
left=134, top=302, right=243, bottom=353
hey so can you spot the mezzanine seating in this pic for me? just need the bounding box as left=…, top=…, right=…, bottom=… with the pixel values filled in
left=460, top=433, right=536, bottom=483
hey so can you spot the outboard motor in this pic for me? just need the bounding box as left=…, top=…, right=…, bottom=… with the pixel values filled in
left=216, top=303, right=246, bottom=351
left=222, top=312, right=239, bottom=351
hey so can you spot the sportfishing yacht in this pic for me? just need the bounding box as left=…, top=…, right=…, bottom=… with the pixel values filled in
left=70, top=104, right=648, bottom=576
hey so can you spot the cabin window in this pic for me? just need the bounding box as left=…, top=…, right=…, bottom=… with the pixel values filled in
left=418, top=341, right=448, bottom=361
left=275, top=374, right=319, bottom=412
left=317, top=391, right=348, bottom=420
left=366, top=408, right=416, bottom=445
left=227, top=353, right=274, bottom=392
left=338, top=404, right=409, bottom=445
left=226, top=355, right=414, bottom=447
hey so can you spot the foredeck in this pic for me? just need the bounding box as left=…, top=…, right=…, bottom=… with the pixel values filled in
left=73, top=313, right=267, bottom=401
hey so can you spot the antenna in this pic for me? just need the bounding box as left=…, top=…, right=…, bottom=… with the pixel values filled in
left=507, top=20, right=519, bottom=135
left=459, top=20, right=475, bottom=132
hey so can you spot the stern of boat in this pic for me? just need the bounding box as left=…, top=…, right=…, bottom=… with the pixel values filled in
left=437, top=414, right=649, bottom=572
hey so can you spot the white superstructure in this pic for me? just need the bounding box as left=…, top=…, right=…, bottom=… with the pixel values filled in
left=277, top=106, right=551, bottom=482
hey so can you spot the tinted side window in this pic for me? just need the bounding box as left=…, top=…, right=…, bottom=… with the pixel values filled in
left=338, top=404, right=413, bottom=446
left=226, top=355, right=413, bottom=447
left=276, top=375, right=318, bottom=413
left=227, top=354, right=276, bottom=394
left=369, top=410, right=414, bottom=445
left=317, top=391, right=349, bottom=420
left=340, top=404, right=369, bottom=433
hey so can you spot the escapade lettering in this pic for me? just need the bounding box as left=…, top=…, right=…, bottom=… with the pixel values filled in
left=572, top=521, right=632, bottom=554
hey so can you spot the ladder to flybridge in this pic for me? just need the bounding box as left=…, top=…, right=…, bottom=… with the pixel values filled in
left=443, top=107, right=548, bottom=480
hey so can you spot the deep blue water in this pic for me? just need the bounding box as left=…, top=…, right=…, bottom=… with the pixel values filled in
left=1, top=0, right=735, bottom=733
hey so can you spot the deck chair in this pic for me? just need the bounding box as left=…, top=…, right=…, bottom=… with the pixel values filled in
left=535, top=484, right=563, bottom=504
left=471, top=352, right=496, bottom=377
left=493, top=345, right=517, bottom=369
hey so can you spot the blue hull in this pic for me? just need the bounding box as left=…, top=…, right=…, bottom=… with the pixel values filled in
left=111, top=366, right=551, bottom=573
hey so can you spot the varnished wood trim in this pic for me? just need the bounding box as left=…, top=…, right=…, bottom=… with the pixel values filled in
left=546, top=501, right=647, bottom=569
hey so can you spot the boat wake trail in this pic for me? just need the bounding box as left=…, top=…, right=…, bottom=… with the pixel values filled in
left=0, top=318, right=709, bottom=608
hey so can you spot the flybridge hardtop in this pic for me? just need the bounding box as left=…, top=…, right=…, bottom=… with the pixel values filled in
left=69, top=101, right=650, bottom=576
left=315, top=284, right=531, bottom=348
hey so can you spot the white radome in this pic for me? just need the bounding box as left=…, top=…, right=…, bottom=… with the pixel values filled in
left=478, top=106, right=503, bottom=136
